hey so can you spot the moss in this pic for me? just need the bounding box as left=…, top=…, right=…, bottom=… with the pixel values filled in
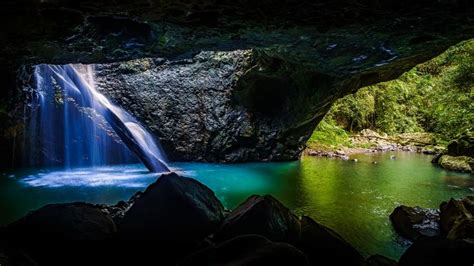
left=438, top=155, right=473, bottom=173
left=307, top=119, right=352, bottom=150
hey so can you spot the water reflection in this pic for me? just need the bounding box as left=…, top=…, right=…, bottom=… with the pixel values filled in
left=1, top=152, right=472, bottom=260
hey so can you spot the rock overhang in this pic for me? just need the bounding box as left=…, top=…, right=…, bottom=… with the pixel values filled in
left=1, top=0, right=474, bottom=166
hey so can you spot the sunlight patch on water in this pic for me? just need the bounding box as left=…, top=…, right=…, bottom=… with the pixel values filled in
left=21, top=164, right=159, bottom=188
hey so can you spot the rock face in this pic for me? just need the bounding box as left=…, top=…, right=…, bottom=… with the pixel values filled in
left=214, top=195, right=301, bottom=243
left=296, top=216, right=364, bottom=266
left=118, top=172, right=225, bottom=243
left=440, top=197, right=474, bottom=241
left=1, top=1, right=473, bottom=166
left=389, top=205, right=440, bottom=241
left=6, top=202, right=116, bottom=241
left=179, top=234, right=310, bottom=266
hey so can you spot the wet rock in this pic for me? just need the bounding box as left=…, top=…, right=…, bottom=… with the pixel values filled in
left=438, top=155, right=473, bottom=173
left=6, top=202, right=116, bottom=241
left=440, top=196, right=474, bottom=239
left=214, top=195, right=301, bottom=243
left=398, top=237, right=474, bottom=266
left=389, top=205, right=440, bottom=241
left=118, top=172, right=225, bottom=244
left=179, top=234, right=309, bottom=266
left=296, top=216, right=364, bottom=266
left=365, top=254, right=397, bottom=266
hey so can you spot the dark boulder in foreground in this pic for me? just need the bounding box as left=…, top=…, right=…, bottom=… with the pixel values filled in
left=398, top=237, right=474, bottom=266
left=214, top=195, right=301, bottom=243
left=365, top=254, right=397, bottom=266
left=118, top=172, right=225, bottom=244
left=389, top=205, right=440, bottom=241
left=179, top=234, right=309, bottom=266
left=6, top=202, right=116, bottom=241
left=296, top=216, right=364, bottom=266
left=440, top=196, right=474, bottom=240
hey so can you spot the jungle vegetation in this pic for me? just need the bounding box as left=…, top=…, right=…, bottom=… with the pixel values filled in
left=308, top=39, right=474, bottom=149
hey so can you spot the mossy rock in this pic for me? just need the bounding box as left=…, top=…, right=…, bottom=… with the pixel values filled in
left=438, top=155, right=473, bottom=173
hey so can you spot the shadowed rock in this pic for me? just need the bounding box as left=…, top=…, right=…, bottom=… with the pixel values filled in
left=214, top=195, right=301, bottom=243
left=118, top=172, right=225, bottom=244
left=390, top=205, right=440, bottom=241
left=447, top=136, right=474, bottom=158
left=179, top=234, right=309, bottom=266
left=440, top=196, right=474, bottom=240
left=296, top=216, right=364, bottom=266
left=398, top=237, right=474, bottom=266
left=447, top=218, right=474, bottom=241
left=6, top=202, right=116, bottom=241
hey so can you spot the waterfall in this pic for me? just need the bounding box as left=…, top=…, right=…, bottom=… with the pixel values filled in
left=26, top=64, right=169, bottom=172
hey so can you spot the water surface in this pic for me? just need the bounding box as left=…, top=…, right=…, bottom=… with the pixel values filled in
left=1, top=152, right=472, bottom=259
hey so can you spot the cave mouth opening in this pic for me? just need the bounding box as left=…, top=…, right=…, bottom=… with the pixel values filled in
left=305, top=39, right=474, bottom=156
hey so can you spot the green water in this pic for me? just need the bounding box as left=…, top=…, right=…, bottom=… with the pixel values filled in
left=1, top=152, right=472, bottom=259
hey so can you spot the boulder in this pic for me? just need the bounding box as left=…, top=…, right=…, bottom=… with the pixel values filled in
left=389, top=205, right=440, bottom=241
left=398, top=237, right=474, bottom=266
left=214, top=195, right=301, bottom=243
left=365, top=254, right=397, bottom=266
left=446, top=217, right=474, bottom=241
left=440, top=196, right=474, bottom=239
left=6, top=202, right=116, bottom=241
left=118, top=172, right=225, bottom=244
left=178, top=234, right=309, bottom=266
left=446, top=136, right=474, bottom=158
left=295, top=216, right=364, bottom=266
left=438, top=155, right=473, bottom=173
left=439, top=197, right=474, bottom=232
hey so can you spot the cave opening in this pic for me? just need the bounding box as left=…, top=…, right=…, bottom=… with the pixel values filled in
left=0, top=1, right=473, bottom=265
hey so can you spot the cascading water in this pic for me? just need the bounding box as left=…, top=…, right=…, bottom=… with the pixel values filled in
left=25, top=64, right=169, bottom=172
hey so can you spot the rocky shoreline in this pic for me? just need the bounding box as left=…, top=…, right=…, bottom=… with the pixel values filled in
left=1, top=172, right=473, bottom=265
left=304, top=130, right=442, bottom=160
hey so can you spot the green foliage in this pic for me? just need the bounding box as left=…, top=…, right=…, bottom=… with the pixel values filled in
left=307, top=117, right=351, bottom=149
left=313, top=39, right=474, bottom=145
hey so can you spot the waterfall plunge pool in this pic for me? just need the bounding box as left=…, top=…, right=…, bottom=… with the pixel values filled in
left=1, top=152, right=473, bottom=259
